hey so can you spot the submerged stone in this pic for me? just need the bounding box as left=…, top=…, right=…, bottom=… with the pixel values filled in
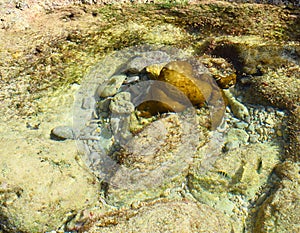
left=254, top=162, right=300, bottom=233
left=50, top=126, right=78, bottom=140
left=157, top=61, right=213, bottom=106
left=81, top=200, right=234, bottom=233
left=109, top=92, right=134, bottom=114
left=124, top=51, right=170, bottom=74
left=223, top=89, right=250, bottom=122
left=139, top=61, right=215, bottom=117
left=97, top=74, right=127, bottom=98
left=201, top=57, right=237, bottom=89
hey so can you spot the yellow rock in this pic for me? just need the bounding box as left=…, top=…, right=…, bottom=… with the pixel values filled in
left=201, top=57, right=237, bottom=89
left=157, top=61, right=212, bottom=107
left=139, top=61, right=214, bottom=116
left=145, top=63, right=166, bottom=80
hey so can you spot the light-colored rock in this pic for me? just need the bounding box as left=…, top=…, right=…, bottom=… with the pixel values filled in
left=81, top=96, right=96, bottom=110
left=223, top=89, right=250, bottom=122
left=189, top=143, right=281, bottom=232
left=226, top=128, right=249, bottom=145
left=97, top=74, right=127, bottom=98
left=124, top=51, right=170, bottom=74
left=0, top=131, right=101, bottom=232
left=254, top=162, right=300, bottom=233
left=84, top=201, right=234, bottom=233
left=109, top=92, right=134, bottom=114
left=50, top=125, right=78, bottom=140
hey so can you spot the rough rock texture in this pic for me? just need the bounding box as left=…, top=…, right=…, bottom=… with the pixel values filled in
left=106, top=113, right=206, bottom=206
left=253, top=161, right=300, bottom=233
left=0, top=1, right=299, bottom=232
left=0, top=88, right=102, bottom=232
left=201, top=56, right=237, bottom=89
left=81, top=200, right=234, bottom=233
left=188, top=142, right=281, bottom=231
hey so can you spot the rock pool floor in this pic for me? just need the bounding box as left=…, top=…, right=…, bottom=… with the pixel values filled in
left=0, top=1, right=299, bottom=232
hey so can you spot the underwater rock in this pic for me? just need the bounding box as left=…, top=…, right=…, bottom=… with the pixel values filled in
left=50, top=126, right=78, bottom=140
left=81, top=200, right=234, bottom=233
left=145, top=63, right=167, bottom=79
left=201, top=56, right=237, bottom=89
left=97, top=98, right=111, bottom=118
left=138, top=61, right=215, bottom=117
left=254, top=161, right=300, bottom=233
left=225, top=128, right=249, bottom=147
left=97, top=74, right=127, bottom=98
left=189, top=142, right=280, bottom=197
left=109, top=92, right=134, bottom=114
left=223, top=89, right=250, bottom=122
left=157, top=61, right=213, bottom=106
left=124, top=51, right=170, bottom=74
left=109, top=92, right=135, bottom=143
left=81, top=96, right=96, bottom=110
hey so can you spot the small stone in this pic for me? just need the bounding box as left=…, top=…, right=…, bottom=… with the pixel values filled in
left=125, top=51, right=170, bottom=74
left=247, top=123, right=255, bottom=132
left=97, top=98, right=111, bottom=113
left=234, top=121, right=249, bottom=129
left=223, top=89, right=250, bottom=122
left=266, top=106, right=275, bottom=113
left=81, top=97, right=95, bottom=110
left=224, top=141, right=240, bottom=151
left=249, top=134, right=259, bottom=143
left=50, top=126, right=78, bottom=140
left=276, top=110, right=285, bottom=117
left=97, top=74, right=127, bottom=98
left=124, top=75, right=140, bottom=84
left=109, top=92, right=135, bottom=114
left=226, top=128, right=249, bottom=145
left=276, top=130, right=283, bottom=137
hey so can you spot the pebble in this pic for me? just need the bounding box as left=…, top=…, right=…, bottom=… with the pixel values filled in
left=247, top=123, right=255, bottom=132
left=276, top=130, right=283, bottom=137
left=223, top=89, right=250, bottom=122
left=97, top=74, right=127, bottom=98
left=50, top=126, right=78, bottom=140
left=224, top=141, right=240, bottom=152
left=249, top=134, right=259, bottom=143
left=124, top=75, right=140, bottom=84
left=226, top=128, right=249, bottom=144
left=234, top=121, right=249, bottom=129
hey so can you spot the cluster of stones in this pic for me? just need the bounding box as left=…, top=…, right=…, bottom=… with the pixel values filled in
left=50, top=48, right=288, bottom=166
left=50, top=49, right=222, bottom=183
left=49, top=47, right=292, bottom=232
left=220, top=88, right=287, bottom=152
